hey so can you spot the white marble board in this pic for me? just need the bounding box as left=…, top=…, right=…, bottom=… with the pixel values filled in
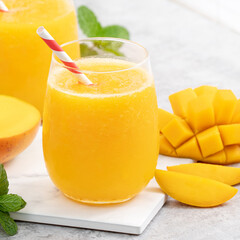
left=4, top=128, right=193, bottom=235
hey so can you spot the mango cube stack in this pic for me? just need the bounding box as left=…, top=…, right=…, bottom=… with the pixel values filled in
left=159, top=86, right=240, bottom=164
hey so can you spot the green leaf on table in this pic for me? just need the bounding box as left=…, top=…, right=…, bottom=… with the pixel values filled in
left=98, top=25, right=130, bottom=39
left=0, top=194, right=26, bottom=213
left=77, top=6, right=102, bottom=37
left=0, top=212, right=17, bottom=236
left=80, top=43, right=98, bottom=57
left=0, top=165, right=9, bottom=196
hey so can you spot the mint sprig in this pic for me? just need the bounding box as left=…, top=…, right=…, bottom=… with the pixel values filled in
left=0, top=165, right=26, bottom=236
left=77, top=6, right=130, bottom=57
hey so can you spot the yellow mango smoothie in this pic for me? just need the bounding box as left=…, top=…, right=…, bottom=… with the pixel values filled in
left=43, top=56, right=159, bottom=203
left=0, top=0, right=78, bottom=114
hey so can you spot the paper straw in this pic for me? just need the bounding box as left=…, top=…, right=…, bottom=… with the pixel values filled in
left=0, top=1, right=8, bottom=12
left=37, top=26, right=93, bottom=86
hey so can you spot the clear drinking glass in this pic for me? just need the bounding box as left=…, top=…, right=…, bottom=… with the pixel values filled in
left=42, top=38, right=159, bottom=204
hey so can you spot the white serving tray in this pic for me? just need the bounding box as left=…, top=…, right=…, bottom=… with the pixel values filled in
left=4, top=128, right=193, bottom=235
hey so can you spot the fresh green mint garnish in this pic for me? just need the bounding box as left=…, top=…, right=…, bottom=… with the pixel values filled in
left=77, top=6, right=130, bottom=57
left=0, top=164, right=26, bottom=236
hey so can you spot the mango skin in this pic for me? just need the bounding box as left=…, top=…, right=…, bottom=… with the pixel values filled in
left=155, top=169, right=238, bottom=207
left=167, top=163, right=240, bottom=186
left=0, top=122, right=40, bottom=163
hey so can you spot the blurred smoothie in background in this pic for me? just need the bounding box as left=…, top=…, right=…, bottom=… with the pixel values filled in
left=0, top=0, right=78, bottom=114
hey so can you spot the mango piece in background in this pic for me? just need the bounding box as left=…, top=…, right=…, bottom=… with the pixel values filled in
left=167, top=163, right=240, bottom=185
left=161, top=118, right=194, bottom=148
left=176, top=137, right=202, bottom=160
left=219, top=124, right=240, bottom=146
left=169, top=88, right=197, bottom=118
left=186, top=96, right=215, bottom=133
left=196, top=126, right=224, bottom=158
left=194, top=85, right=218, bottom=100
left=159, top=134, right=177, bottom=157
left=225, top=145, right=240, bottom=164
left=155, top=169, right=237, bottom=207
left=213, top=90, right=237, bottom=124
left=0, top=95, right=40, bottom=163
left=203, top=150, right=226, bottom=164
left=231, top=99, right=240, bottom=123
left=158, top=108, right=177, bottom=131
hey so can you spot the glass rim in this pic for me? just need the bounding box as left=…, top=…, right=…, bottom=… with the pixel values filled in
left=52, top=37, right=149, bottom=74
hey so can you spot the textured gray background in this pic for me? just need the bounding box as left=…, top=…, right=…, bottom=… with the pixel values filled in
left=3, top=0, right=240, bottom=239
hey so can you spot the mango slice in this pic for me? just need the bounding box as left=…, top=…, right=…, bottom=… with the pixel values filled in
left=0, top=95, right=40, bottom=163
left=155, top=170, right=237, bottom=207
left=169, top=88, right=197, bottom=118
left=158, top=86, right=240, bottom=164
left=167, top=163, right=240, bottom=185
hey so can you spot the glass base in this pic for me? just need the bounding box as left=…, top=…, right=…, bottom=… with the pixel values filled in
left=63, top=193, right=135, bottom=205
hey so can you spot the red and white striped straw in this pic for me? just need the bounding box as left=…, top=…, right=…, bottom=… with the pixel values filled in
left=0, top=1, right=8, bottom=12
left=37, top=26, right=93, bottom=86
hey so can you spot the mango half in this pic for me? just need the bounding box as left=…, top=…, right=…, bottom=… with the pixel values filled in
left=159, top=86, right=240, bottom=164
left=0, top=95, right=41, bottom=163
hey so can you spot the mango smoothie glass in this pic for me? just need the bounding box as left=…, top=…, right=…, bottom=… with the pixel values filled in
left=43, top=38, right=159, bottom=204
left=0, top=0, right=78, bottom=114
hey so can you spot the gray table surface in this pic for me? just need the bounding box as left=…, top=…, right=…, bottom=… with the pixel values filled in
left=3, top=0, right=240, bottom=239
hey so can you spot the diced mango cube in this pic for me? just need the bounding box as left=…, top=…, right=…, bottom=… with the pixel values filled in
left=176, top=137, right=202, bottom=160
left=203, top=150, right=226, bottom=164
left=161, top=118, right=193, bottom=148
left=225, top=145, right=240, bottom=164
left=231, top=99, right=240, bottom=123
left=213, top=90, right=237, bottom=124
left=194, top=86, right=217, bottom=101
left=169, top=88, right=197, bottom=118
left=186, top=96, right=215, bottom=133
left=196, top=126, right=223, bottom=157
left=219, top=124, right=240, bottom=146
left=158, top=108, right=177, bottom=131
left=159, top=134, right=177, bottom=157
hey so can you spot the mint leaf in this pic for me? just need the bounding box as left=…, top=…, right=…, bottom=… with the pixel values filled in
left=98, top=25, right=130, bottom=39
left=78, top=6, right=102, bottom=37
left=0, top=212, right=17, bottom=236
left=80, top=43, right=98, bottom=57
left=0, top=194, right=26, bottom=213
left=0, top=165, right=9, bottom=196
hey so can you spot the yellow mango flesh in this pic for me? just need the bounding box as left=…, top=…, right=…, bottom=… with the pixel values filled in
left=169, top=88, right=197, bottom=118
left=196, top=126, right=223, bottom=157
left=158, top=108, right=177, bottom=131
left=194, top=86, right=217, bottom=100
left=231, top=99, right=240, bottom=123
left=161, top=118, right=193, bottom=148
left=167, top=163, right=240, bottom=185
left=203, top=150, right=226, bottom=164
left=155, top=170, right=237, bottom=207
left=159, top=134, right=177, bottom=157
left=0, top=95, right=40, bottom=163
left=158, top=86, right=240, bottom=164
left=219, top=124, right=240, bottom=146
left=176, top=137, right=202, bottom=160
left=186, top=96, right=215, bottom=133
left=225, top=145, right=240, bottom=164
left=213, top=90, right=237, bottom=124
